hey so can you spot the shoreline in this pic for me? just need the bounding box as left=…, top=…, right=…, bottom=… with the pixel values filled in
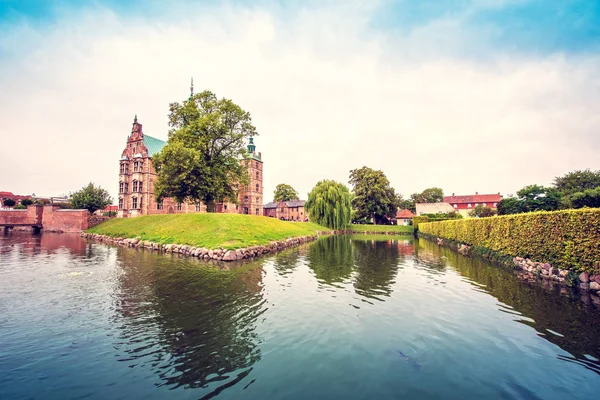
left=80, top=228, right=413, bottom=262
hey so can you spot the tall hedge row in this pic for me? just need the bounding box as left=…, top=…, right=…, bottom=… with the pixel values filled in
left=419, top=208, right=600, bottom=273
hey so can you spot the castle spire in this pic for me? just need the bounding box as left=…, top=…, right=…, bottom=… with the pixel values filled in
left=247, top=136, right=256, bottom=154
left=134, top=114, right=138, bottom=124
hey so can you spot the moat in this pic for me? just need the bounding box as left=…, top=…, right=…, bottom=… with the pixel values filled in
left=2, top=232, right=600, bottom=399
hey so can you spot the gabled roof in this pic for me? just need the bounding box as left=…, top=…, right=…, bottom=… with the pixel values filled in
left=143, top=134, right=167, bottom=157
left=396, top=209, right=414, bottom=219
left=263, top=202, right=279, bottom=209
left=0, top=191, right=15, bottom=198
left=415, top=202, right=456, bottom=215
left=444, top=193, right=502, bottom=204
left=285, top=200, right=305, bottom=207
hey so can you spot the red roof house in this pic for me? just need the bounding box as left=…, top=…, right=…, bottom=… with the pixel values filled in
left=443, top=192, right=502, bottom=215
left=396, top=209, right=414, bottom=226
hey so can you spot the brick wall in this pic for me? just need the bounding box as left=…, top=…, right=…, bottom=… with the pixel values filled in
left=42, top=206, right=89, bottom=232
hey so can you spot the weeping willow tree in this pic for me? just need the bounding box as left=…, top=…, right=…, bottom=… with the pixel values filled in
left=305, top=180, right=352, bottom=229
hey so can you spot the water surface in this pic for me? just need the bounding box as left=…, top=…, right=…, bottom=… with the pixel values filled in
left=1, top=232, right=600, bottom=399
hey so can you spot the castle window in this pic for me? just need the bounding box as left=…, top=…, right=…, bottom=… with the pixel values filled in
left=120, top=163, right=125, bottom=174
left=256, top=196, right=259, bottom=203
left=256, top=171, right=259, bottom=179
left=256, top=184, right=259, bottom=192
left=236, top=205, right=239, bottom=210
left=132, top=197, right=138, bottom=209
left=133, top=162, right=138, bottom=172
left=244, top=196, right=248, bottom=202
left=118, top=198, right=123, bottom=209
left=195, top=203, right=201, bottom=212
left=256, top=208, right=259, bottom=215
left=139, top=182, right=143, bottom=193
left=119, top=182, right=124, bottom=193
left=177, top=203, right=182, bottom=211
left=224, top=205, right=228, bottom=210
left=133, top=180, right=138, bottom=192
left=157, top=201, right=163, bottom=210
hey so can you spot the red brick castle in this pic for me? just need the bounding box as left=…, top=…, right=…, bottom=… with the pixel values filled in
left=118, top=115, right=263, bottom=217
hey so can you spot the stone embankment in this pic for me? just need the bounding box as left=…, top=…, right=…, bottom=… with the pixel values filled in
left=431, top=236, right=598, bottom=291
left=80, top=232, right=332, bottom=261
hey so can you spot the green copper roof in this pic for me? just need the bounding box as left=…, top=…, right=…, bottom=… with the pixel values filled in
left=143, top=134, right=167, bottom=157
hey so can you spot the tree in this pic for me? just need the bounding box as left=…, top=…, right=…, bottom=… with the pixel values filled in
left=70, top=182, right=112, bottom=214
left=273, top=184, right=299, bottom=202
left=349, top=167, right=398, bottom=224
left=554, top=169, right=600, bottom=197
left=411, top=187, right=444, bottom=204
left=517, top=184, right=561, bottom=212
left=2, top=198, right=15, bottom=207
left=153, top=90, right=256, bottom=212
left=21, top=198, right=33, bottom=206
left=305, top=180, right=352, bottom=229
left=570, top=187, right=600, bottom=209
left=497, top=197, right=524, bottom=215
left=398, top=197, right=415, bottom=213
left=468, top=204, right=496, bottom=218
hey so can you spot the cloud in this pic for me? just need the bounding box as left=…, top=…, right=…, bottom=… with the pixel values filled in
left=0, top=1, right=599, bottom=203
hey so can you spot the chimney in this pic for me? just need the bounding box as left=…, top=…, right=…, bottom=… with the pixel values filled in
left=452, top=193, right=455, bottom=196
left=475, top=192, right=478, bottom=195
left=258, top=152, right=261, bottom=160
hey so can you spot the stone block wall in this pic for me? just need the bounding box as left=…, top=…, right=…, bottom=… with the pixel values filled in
left=42, top=206, right=89, bottom=233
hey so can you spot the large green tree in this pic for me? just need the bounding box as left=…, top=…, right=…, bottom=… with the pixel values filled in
left=349, top=166, right=398, bottom=224
left=273, top=184, right=299, bottom=202
left=497, top=197, right=524, bottom=215
left=410, top=187, right=444, bottom=204
left=554, top=169, right=600, bottom=196
left=517, top=184, right=561, bottom=212
left=570, top=187, right=600, bottom=209
left=305, top=180, right=352, bottom=229
left=153, top=90, right=256, bottom=212
left=71, top=182, right=112, bottom=214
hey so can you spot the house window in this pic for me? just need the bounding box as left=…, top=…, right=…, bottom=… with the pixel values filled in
left=118, top=198, right=123, bottom=209
left=467, top=203, right=472, bottom=208
left=157, top=201, right=163, bottom=210
left=177, top=203, right=182, bottom=211
left=482, top=203, right=486, bottom=207
left=132, top=197, right=138, bottom=209
left=195, top=203, right=201, bottom=212
left=453, top=204, right=457, bottom=208
left=493, top=203, right=497, bottom=207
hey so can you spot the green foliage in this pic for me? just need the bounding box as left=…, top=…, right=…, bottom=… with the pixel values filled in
left=20, top=198, right=33, bottom=206
left=554, top=169, right=600, bottom=197
left=497, top=196, right=524, bottom=215
left=411, top=187, right=444, bottom=204
left=305, top=180, right=352, bottom=230
left=70, top=182, right=112, bottom=214
left=53, top=202, right=73, bottom=209
left=349, top=166, right=398, bottom=224
left=2, top=198, right=16, bottom=207
left=13, top=204, right=26, bottom=209
left=412, top=216, right=430, bottom=233
left=419, top=208, right=600, bottom=273
left=468, top=204, right=496, bottom=218
left=348, top=224, right=413, bottom=233
left=87, top=213, right=329, bottom=250
left=273, top=183, right=299, bottom=202
left=398, top=198, right=415, bottom=213
left=568, top=187, right=600, bottom=209
left=153, top=90, right=255, bottom=211
left=517, top=184, right=561, bottom=212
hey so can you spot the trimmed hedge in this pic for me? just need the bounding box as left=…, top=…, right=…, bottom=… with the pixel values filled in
left=419, top=208, right=600, bottom=273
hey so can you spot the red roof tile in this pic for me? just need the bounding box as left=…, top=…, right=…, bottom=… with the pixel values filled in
left=444, top=193, right=502, bottom=204
left=396, top=209, right=415, bottom=218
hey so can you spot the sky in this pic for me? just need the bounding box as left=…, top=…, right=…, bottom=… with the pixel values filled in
left=1, top=0, right=599, bottom=202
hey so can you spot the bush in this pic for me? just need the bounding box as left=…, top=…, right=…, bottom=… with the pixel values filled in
left=419, top=208, right=600, bottom=273
left=21, top=198, right=33, bottom=206
left=3, top=199, right=16, bottom=207
left=13, top=204, right=26, bottom=209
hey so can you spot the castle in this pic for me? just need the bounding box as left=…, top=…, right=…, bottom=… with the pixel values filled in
left=117, top=115, right=263, bottom=217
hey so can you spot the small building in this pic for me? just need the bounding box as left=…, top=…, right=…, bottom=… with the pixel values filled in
left=395, top=209, right=414, bottom=226
left=415, top=202, right=455, bottom=216
left=263, top=200, right=308, bottom=221
left=443, top=192, right=502, bottom=217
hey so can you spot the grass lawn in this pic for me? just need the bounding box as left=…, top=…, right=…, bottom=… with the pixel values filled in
left=347, top=224, right=413, bottom=234
left=87, top=213, right=330, bottom=250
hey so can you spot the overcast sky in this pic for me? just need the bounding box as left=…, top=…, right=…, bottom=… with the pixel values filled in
left=1, top=0, right=599, bottom=203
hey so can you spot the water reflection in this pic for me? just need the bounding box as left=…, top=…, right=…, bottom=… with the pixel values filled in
left=352, top=239, right=402, bottom=301
left=112, top=248, right=266, bottom=396
left=417, top=238, right=600, bottom=374
left=306, top=235, right=355, bottom=286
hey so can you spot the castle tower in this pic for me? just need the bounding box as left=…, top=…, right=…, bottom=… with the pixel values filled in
left=238, top=137, right=263, bottom=215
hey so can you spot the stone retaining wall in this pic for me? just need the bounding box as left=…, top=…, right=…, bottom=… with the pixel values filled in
left=423, top=234, right=598, bottom=292
left=80, top=232, right=335, bottom=262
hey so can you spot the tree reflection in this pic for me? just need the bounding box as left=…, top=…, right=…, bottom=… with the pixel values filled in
left=112, top=248, right=265, bottom=396
left=352, top=238, right=401, bottom=300
left=306, top=236, right=355, bottom=286
left=417, top=238, right=600, bottom=374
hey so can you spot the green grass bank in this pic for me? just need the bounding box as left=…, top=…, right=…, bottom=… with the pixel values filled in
left=87, top=213, right=329, bottom=250
left=419, top=208, right=600, bottom=273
